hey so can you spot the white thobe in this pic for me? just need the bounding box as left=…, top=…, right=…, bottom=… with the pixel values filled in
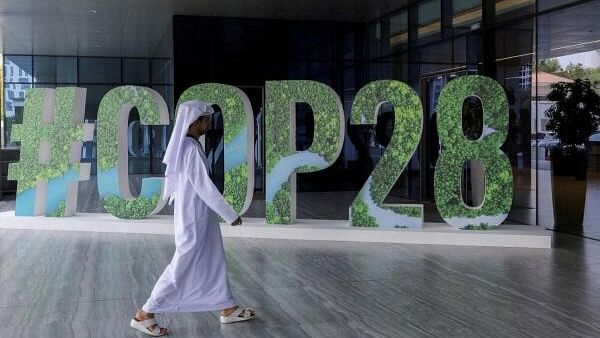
left=142, top=137, right=239, bottom=313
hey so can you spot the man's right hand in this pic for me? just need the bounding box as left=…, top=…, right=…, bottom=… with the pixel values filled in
left=231, top=217, right=242, bottom=226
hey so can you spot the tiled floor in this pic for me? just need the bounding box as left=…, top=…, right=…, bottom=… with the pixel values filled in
left=0, top=229, right=599, bottom=337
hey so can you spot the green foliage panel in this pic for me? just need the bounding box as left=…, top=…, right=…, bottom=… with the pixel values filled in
left=434, top=75, right=513, bottom=229
left=265, top=183, right=292, bottom=225
left=8, top=87, right=89, bottom=216
left=177, top=83, right=254, bottom=214
left=103, top=194, right=162, bottom=220
left=96, top=86, right=168, bottom=219
left=265, top=80, right=344, bottom=224
left=349, top=80, right=424, bottom=229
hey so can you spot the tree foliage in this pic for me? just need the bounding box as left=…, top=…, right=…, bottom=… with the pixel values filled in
left=537, top=58, right=562, bottom=73
left=546, top=79, right=600, bottom=148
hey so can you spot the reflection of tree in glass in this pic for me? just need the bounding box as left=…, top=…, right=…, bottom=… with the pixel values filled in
left=538, top=58, right=600, bottom=84
left=546, top=80, right=600, bottom=149
left=537, top=58, right=562, bottom=73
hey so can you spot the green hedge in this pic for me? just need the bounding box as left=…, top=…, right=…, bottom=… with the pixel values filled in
left=265, top=183, right=292, bottom=224
left=350, top=199, right=378, bottom=227
left=96, top=86, right=168, bottom=220
left=49, top=202, right=66, bottom=217
left=265, top=81, right=343, bottom=224
left=9, top=88, right=85, bottom=194
left=96, top=86, right=162, bottom=171
left=350, top=80, right=424, bottom=227
left=223, top=163, right=249, bottom=212
left=177, top=84, right=249, bottom=144
left=103, top=193, right=162, bottom=220
left=178, top=84, right=252, bottom=214
left=434, top=76, right=513, bottom=228
left=265, top=81, right=342, bottom=174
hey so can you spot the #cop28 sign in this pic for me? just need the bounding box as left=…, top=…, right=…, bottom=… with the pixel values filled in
left=8, top=76, right=513, bottom=230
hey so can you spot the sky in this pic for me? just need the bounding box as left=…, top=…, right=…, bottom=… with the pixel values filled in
left=557, top=49, right=600, bottom=68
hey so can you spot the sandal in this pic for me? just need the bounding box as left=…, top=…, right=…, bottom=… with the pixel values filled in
left=130, top=317, right=168, bottom=336
left=219, top=306, right=257, bottom=324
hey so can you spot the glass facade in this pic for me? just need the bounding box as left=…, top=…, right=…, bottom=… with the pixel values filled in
left=0, top=0, right=599, bottom=237
left=535, top=0, right=600, bottom=238
left=1, top=55, right=173, bottom=211
left=2, top=55, right=173, bottom=169
left=358, top=0, right=536, bottom=225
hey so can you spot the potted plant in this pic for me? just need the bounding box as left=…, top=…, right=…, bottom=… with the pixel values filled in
left=545, top=79, right=600, bottom=233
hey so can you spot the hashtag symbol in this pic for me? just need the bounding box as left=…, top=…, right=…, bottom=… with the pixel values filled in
left=8, top=87, right=93, bottom=216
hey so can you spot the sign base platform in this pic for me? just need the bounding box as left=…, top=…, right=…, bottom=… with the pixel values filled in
left=0, top=212, right=552, bottom=249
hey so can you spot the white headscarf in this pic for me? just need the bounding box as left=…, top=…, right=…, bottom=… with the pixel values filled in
left=163, top=101, right=214, bottom=203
